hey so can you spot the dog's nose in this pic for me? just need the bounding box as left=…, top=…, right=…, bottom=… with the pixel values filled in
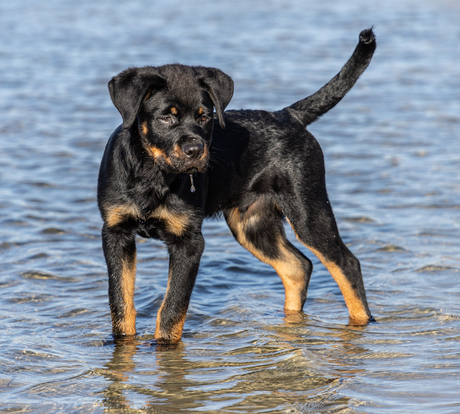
left=182, top=142, right=204, bottom=159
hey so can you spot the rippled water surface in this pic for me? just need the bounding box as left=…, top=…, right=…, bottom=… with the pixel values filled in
left=1, top=0, right=460, bottom=412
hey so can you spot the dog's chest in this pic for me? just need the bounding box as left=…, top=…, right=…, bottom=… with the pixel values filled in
left=128, top=175, right=202, bottom=240
left=135, top=203, right=191, bottom=240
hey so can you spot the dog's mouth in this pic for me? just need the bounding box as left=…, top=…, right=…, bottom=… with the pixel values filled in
left=181, top=156, right=209, bottom=174
left=146, top=143, right=209, bottom=174
left=185, top=166, right=199, bottom=174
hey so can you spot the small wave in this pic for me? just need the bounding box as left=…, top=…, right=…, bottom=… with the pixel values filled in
left=416, top=265, right=459, bottom=273
left=375, top=245, right=406, bottom=252
left=344, top=216, right=375, bottom=223
left=21, top=271, right=79, bottom=282
left=40, top=227, right=67, bottom=235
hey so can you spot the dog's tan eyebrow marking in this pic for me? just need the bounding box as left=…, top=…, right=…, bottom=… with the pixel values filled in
left=170, top=107, right=178, bottom=115
left=197, top=107, right=204, bottom=115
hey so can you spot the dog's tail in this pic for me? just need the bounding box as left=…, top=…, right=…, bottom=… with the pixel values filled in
left=286, top=28, right=376, bottom=128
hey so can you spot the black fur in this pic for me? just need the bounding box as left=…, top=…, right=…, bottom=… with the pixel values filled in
left=98, top=29, right=377, bottom=343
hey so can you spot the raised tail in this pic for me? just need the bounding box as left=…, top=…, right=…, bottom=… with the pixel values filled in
left=286, top=28, right=376, bottom=128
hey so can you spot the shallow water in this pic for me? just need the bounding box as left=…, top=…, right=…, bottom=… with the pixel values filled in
left=1, top=0, right=460, bottom=412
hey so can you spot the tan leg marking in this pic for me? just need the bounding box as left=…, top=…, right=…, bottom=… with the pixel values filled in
left=155, top=310, right=186, bottom=344
left=149, top=206, right=189, bottom=237
left=308, top=246, right=369, bottom=323
left=105, top=204, right=141, bottom=228
left=292, top=238, right=369, bottom=325
left=286, top=217, right=369, bottom=323
left=112, top=255, right=137, bottom=336
left=227, top=208, right=307, bottom=311
left=270, top=250, right=308, bottom=311
left=154, top=271, right=187, bottom=343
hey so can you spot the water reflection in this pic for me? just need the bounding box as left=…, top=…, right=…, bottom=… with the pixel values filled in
left=101, top=338, right=140, bottom=411
left=97, top=314, right=377, bottom=412
left=280, top=312, right=370, bottom=375
left=101, top=337, right=208, bottom=412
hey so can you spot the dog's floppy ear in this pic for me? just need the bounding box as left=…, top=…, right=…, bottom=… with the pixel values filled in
left=196, top=67, right=234, bottom=129
left=108, top=67, right=166, bottom=130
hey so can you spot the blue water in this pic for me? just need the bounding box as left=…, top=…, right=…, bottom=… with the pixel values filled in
left=1, top=0, right=460, bottom=412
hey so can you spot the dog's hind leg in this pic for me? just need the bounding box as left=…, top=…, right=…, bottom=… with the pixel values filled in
left=102, top=223, right=138, bottom=336
left=224, top=200, right=313, bottom=311
left=281, top=194, right=373, bottom=325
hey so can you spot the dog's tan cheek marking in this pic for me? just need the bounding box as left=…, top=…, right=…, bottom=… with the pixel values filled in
left=172, top=144, right=183, bottom=159
left=112, top=256, right=137, bottom=336
left=141, top=121, right=149, bottom=136
left=199, top=145, right=209, bottom=161
left=147, top=146, right=174, bottom=166
left=105, top=205, right=141, bottom=228
left=227, top=208, right=306, bottom=311
left=149, top=206, right=189, bottom=237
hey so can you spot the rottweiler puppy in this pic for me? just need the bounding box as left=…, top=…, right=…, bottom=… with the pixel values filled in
left=98, top=29, right=377, bottom=343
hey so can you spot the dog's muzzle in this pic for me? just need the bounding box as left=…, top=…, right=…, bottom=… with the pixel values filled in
left=178, top=138, right=209, bottom=173
left=145, top=137, right=209, bottom=174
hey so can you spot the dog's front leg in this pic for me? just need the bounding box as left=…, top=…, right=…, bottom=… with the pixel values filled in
left=102, top=223, right=138, bottom=337
left=155, top=233, right=205, bottom=343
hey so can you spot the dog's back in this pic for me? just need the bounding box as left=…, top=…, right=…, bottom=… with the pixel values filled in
left=206, top=28, right=376, bottom=216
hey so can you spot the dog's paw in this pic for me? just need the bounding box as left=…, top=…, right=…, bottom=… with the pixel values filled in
left=359, top=27, right=376, bottom=45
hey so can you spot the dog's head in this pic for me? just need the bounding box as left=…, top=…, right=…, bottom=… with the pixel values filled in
left=108, top=64, right=234, bottom=174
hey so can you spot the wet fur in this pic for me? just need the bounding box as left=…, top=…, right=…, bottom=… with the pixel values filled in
left=98, top=29, right=377, bottom=343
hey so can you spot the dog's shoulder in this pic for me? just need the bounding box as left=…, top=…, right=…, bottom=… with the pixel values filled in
left=99, top=126, right=143, bottom=185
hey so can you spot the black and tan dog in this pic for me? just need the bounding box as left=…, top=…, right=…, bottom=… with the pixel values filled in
left=98, top=29, right=377, bottom=343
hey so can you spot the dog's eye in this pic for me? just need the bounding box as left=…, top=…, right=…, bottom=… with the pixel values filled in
left=197, top=115, right=208, bottom=125
left=159, top=116, right=175, bottom=126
